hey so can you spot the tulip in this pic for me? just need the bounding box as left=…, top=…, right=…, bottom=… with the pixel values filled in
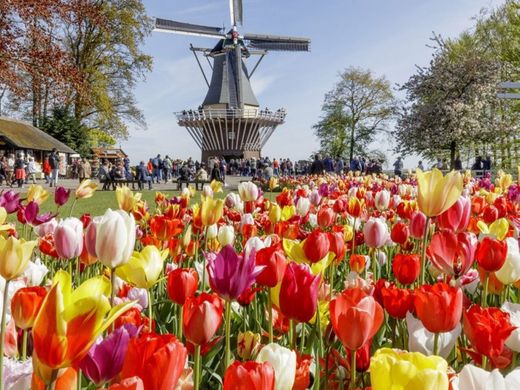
left=116, top=246, right=167, bottom=290
left=330, top=287, right=384, bottom=352
left=27, top=184, right=49, bottom=205
left=414, top=282, right=463, bottom=341
left=501, top=302, right=520, bottom=352
left=54, top=217, right=84, bottom=259
left=457, top=364, right=520, bottom=390
left=375, top=190, right=390, bottom=211
left=183, top=292, right=223, bottom=346
left=0, top=191, right=20, bottom=214
left=11, top=286, right=46, bottom=330
left=437, top=195, right=471, bottom=233
left=225, top=192, right=242, bottom=209
left=120, top=333, right=187, bottom=390
left=256, top=343, right=296, bottom=390
left=302, top=229, right=330, bottom=263
left=390, top=221, right=409, bottom=245
left=35, top=218, right=58, bottom=237
left=200, top=197, right=224, bottom=226
left=349, top=254, right=367, bottom=273
left=363, top=218, right=389, bottom=249
left=32, top=271, right=133, bottom=382
left=495, top=238, right=520, bottom=285
left=0, top=236, right=37, bottom=281
left=392, top=253, right=420, bottom=285
left=75, top=179, right=98, bottom=199
left=237, top=331, right=261, bottom=360
left=80, top=324, right=136, bottom=385
left=279, top=262, right=321, bottom=324
left=269, top=204, right=281, bottom=224
left=475, top=237, right=508, bottom=273
left=54, top=187, right=71, bottom=207
left=463, top=304, right=516, bottom=361
left=427, top=231, right=478, bottom=278
left=416, top=168, right=463, bottom=217
left=223, top=361, right=275, bottom=390
left=94, top=209, right=136, bottom=269
left=116, top=186, right=142, bottom=213
left=218, top=225, right=235, bottom=246
left=255, top=243, right=287, bottom=288
left=149, top=215, right=183, bottom=241
left=109, top=377, right=144, bottom=390
left=405, top=312, right=461, bottom=358
left=167, top=268, right=199, bottom=305
left=3, top=357, right=32, bottom=389
left=317, top=206, right=335, bottom=228
left=295, top=197, right=310, bottom=217
left=347, top=197, right=363, bottom=218
left=238, top=182, right=259, bottom=202
left=409, top=211, right=427, bottom=239
left=23, top=258, right=48, bottom=286
left=370, top=348, right=449, bottom=390
left=380, top=284, right=413, bottom=319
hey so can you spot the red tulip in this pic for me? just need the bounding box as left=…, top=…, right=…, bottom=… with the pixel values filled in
left=279, top=262, right=321, bottom=323
left=223, top=361, right=275, bottom=390
left=463, top=305, right=516, bottom=359
left=345, top=339, right=372, bottom=372
left=11, top=286, right=47, bottom=330
left=120, top=333, right=187, bottom=390
left=303, top=229, right=330, bottom=263
left=293, top=353, right=313, bottom=390
left=390, top=222, right=409, bottom=245
left=392, top=254, right=420, bottom=285
left=149, top=215, right=183, bottom=241
left=475, top=237, right=508, bottom=272
left=437, top=196, right=471, bottom=233
left=482, top=206, right=499, bottom=224
left=317, top=207, right=335, bottom=228
left=380, top=284, right=414, bottom=319
left=414, top=282, right=463, bottom=333
left=328, top=232, right=346, bottom=263
left=330, top=287, right=384, bottom=351
left=409, top=211, right=427, bottom=239
left=255, top=243, right=287, bottom=288
left=349, top=254, right=367, bottom=274
left=183, top=293, right=223, bottom=346
left=167, top=268, right=198, bottom=305
left=427, top=231, right=478, bottom=277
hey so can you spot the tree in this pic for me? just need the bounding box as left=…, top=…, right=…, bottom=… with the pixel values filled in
left=314, top=67, right=396, bottom=162
left=394, top=33, right=519, bottom=169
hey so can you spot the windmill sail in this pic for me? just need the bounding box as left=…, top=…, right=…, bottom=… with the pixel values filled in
left=155, top=18, right=224, bottom=38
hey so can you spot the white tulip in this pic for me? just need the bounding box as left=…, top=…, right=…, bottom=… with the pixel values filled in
left=375, top=190, right=390, bottom=211
left=456, top=364, right=520, bottom=390
left=256, top=343, right=296, bottom=390
left=206, top=224, right=218, bottom=240
left=243, top=236, right=264, bottom=259
left=238, top=182, right=259, bottom=202
left=295, top=197, right=310, bottom=216
left=217, top=225, right=235, bottom=246
left=95, top=209, right=136, bottom=268
left=502, top=302, right=520, bottom=352
left=22, top=258, right=48, bottom=286
left=496, top=238, right=520, bottom=285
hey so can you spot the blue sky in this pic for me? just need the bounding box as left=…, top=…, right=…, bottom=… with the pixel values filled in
left=121, top=0, right=504, bottom=168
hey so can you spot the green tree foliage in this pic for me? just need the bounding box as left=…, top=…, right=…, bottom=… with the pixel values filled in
left=314, top=67, right=396, bottom=162
left=41, top=107, right=91, bottom=156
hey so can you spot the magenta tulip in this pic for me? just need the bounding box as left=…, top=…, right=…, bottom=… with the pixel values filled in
left=206, top=245, right=264, bottom=301
left=437, top=195, right=471, bottom=233
left=54, top=187, right=71, bottom=207
left=54, top=217, right=84, bottom=259
left=0, top=190, right=20, bottom=213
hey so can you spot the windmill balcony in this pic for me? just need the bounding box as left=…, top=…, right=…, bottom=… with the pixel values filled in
left=175, top=107, right=286, bottom=123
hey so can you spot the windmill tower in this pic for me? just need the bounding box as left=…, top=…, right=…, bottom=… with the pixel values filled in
left=155, top=0, right=310, bottom=162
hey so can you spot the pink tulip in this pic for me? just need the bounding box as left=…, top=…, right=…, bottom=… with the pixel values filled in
left=374, top=190, right=390, bottom=211
left=409, top=211, right=427, bottom=239
left=427, top=230, right=477, bottom=277
left=363, top=218, right=389, bottom=248
left=54, top=217, right=84, bottom=259
left=85, top=216, right=101, bottom=258
left=437, top=196, right=471, bottom=233
left=35, top=218, right=58, bottom=237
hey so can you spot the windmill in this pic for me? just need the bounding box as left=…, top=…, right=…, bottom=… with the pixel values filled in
left=154, top=0, right=310, bottom=162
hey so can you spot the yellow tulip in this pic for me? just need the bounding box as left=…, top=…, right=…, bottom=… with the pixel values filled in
left=210, top=179, right=223, bottom=193
left=32, top=270, right=133, bottom=373
left=343, top=224, right=354, bottom=241
left=498, top=173, right=513, bottom=192
left=0, top=207, right=12, bottom=233
left=283, top=239, right=334, bottom=275
left=269, top=204, right=282, bottom=224
left=116, top=245, right=168, bottom=289
left=75, top=179, right=98, bottom=199
left=0, top=236, right=37, bottom=280
left=27, top=184, right=49, bottom=205
left=200, top=197, right=224, bottom=226
left=116, top=185, right=142, bottom=213
left=370, top=348, right=449, bottom=390
left=416, top=169, right=463, bottom=217
left=477, top=218, right=509, bottom=241
left=268, top=176, right=279, bottom=191
left=281, top=205, right=295, bottom=221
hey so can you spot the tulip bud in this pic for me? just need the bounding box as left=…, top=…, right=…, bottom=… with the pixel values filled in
left=437, top=196, right=471, bottom=233
left=225, top=192, right=241, bottom=209
left=317, top=207, right=335, bottom=228
left=95, top=209, right=136, bottom=269
left=237, top=331, right=261, bottom=360
left=217, top=225, right=235, bottom=247
left=54, top=217, right=84, bottom=259
left=0, top=236, right=38, bottom=281
left=303, top=229, right=330, bottom=263
left=256, top=343, right=296, bottom=390
left=269, top=204, right=281, bottom=224
left=75, top=179, right=98, bottom=199
left=350, top=254, right=368, bottom=273
left=363, top=218, right=389, bottom=248
left=390, top=221, right=409, bottom=245
left=238, top=182, right=259, bottom=202
left=309, top=190, right=321, bottom=206
left=202, top=184, right=213, bottom=198
left=375, top=190, right=390, bottom=211
left=167, top=268, right=198, bottom=305
left=392, top=254, right=420, bottom=285
left=206, top=224, right=218, bottom=240
left=409, top=211, right=427, bottom=239
left=295, top=197, right=310, bottom=217
left=11, top=286, right=46, bottom=330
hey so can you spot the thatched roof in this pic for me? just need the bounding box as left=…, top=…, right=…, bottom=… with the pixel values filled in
left=0, top=116, right=76, bottom=154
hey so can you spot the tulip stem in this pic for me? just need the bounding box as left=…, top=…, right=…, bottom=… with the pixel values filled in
left=177, top=304, right=183, bottom=340
left=0, top=279, right=9, bottom=390
left=69, top=198, right=77, bottom=218
left=267, top=289, right=273, bottom=344
left=224, top=300, right=232, bottom=370
left=290, top=319, right=296, bottom=350
left=194, top=345, right=201, bottom=390
left=110, top=268, right=116, bottom=306
left=482, top=273, right=489, bottom=308
left=21, top=329, right=28, bottom=360
left=351, top=218, right=357, bottom=256
left=433, top=332, right=440, bottom=356
left=148, top=289, right=154, bottom=331
left=315, top=309, right=322, bottom=390
left=349, top=348, right=356, bottom=390
left=45, top=370, right=58, bottom=390
left=420, top=217, right=430, bottom=285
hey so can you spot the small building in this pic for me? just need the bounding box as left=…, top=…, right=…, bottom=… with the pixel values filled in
left=0, top=116, right=77, bottom=163
left=91, top=147, right=128, bottom=163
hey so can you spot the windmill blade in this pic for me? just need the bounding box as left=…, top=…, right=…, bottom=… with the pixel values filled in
left=229, top=0, right=243, bottom=26
left=243, top=33, right=310, bottom=51
left=154, top=18, right=225, bottom=39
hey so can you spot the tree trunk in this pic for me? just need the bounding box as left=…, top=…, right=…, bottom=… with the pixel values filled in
left=450, top=140, right=456, bottom=170
left=349, top=124, right=355, bottom=163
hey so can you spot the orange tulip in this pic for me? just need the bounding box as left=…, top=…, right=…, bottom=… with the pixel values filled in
left=10, top=286, right=46, bottom=330
left=32, top=366, right=77, bottom=390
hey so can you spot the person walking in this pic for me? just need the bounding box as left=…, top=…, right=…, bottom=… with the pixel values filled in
left=310, top=155, right=325, bottom=175
left=26, top=157, right=37, bottom=184
left=393, top=157, right=403, bottom=177
left=43, top=156, right=51, bottom=184
left=78, top=158, right=92, bottom=183
left=14, top=153, right=26, bottom=188
left=49, top=148, right=59, bottom=187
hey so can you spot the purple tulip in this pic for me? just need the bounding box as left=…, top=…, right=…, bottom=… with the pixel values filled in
left=33, top=212, right=56, bottom=226
left=54, top=187, right=71, bottom=206
left=18, top=201, right=39, bottom=224
left=206, top=245, right=264, bottom=301
left=80, top=324, right=137, bottom=385
left=0, top=191, right=20, bottom=213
